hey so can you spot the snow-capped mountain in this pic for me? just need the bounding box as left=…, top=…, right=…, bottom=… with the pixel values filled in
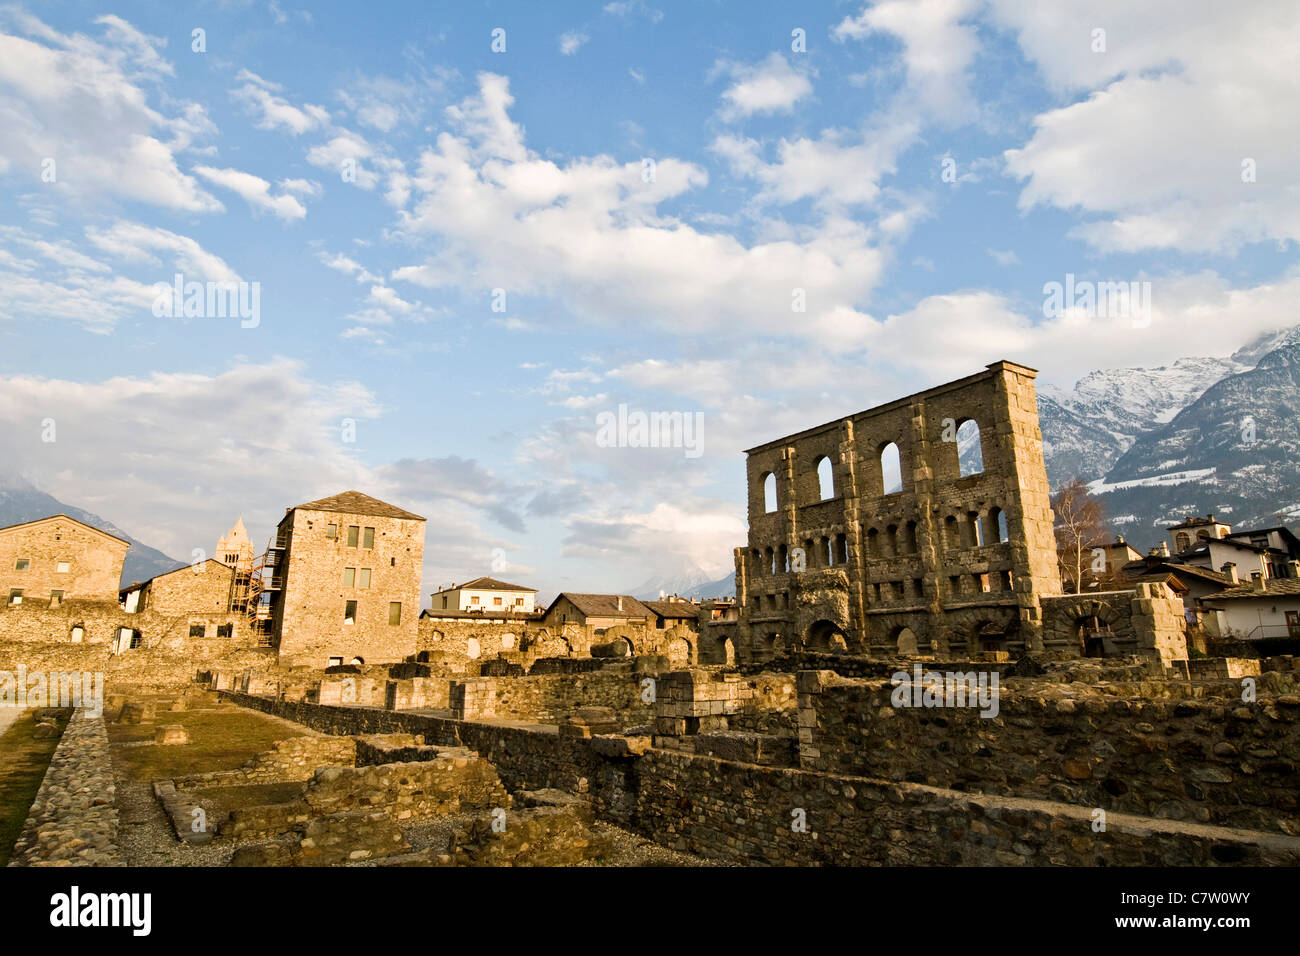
left=0, top=479, right=185, bottom=586
left=632, top=566, right=735, bottom=601
left=1040, top=324, right=1300, bottom=550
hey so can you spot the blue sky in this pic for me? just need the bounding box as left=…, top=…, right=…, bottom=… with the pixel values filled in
left=1, top=0, right=1298, bottom=601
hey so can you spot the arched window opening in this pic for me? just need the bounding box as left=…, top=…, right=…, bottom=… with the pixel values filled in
left=821, top=536, right=833, bottom=567
left=884, top=525, right=898, bottom=558
left=970, top=511, right=984, bottom=548
left=904, top=520, right=919, bottom=554
left=944, top=515, right=959, bottom=550
left=779, top=544, right=789, bottom=574
left=762, top=473, right=777, bottom=513
left=836, top=534, right=849, bottom=565
left=880, top=443, right=903, bottom=495
left=957, top=419, right=984, bottom=477
left=815, top=456, right=834, bottom=501
left=766, top=547, right=776, bottom=576
left=995, top=509, right=1009, bottom=543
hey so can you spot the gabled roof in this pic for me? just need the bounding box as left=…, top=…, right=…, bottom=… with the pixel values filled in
left=642, top=600, right=700, bottom=618
left=1204, top=578, right=1300, bottom=601
left=554, top=593, right=652, bottom=618
left=292, top=491, right=425, bottom=521
left=1122, top=560, right=1234, bottom=587
left=439, top=576, right=537, bottom=593
left=0, top=513, right=130, bottom=547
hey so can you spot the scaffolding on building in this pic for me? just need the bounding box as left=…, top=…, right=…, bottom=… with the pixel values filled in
left=228, top=530, right=287, bottom=647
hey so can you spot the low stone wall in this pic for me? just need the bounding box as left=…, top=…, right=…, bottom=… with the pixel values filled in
left=174, top=736, right=356, bottom=791
left=635, top=750, right=1300, bottom=866
left=796, top=670, right=1300, bottom=834
left=7, top=710, right=125, bottom=867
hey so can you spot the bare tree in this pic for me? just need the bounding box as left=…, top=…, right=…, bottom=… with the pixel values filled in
left=1051, top=479, right=1110, bottom=594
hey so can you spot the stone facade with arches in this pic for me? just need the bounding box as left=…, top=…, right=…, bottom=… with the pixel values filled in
left=727, top=361, right=1064, bottom=661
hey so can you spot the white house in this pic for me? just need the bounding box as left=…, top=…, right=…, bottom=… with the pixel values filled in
left=429, top=576, right=537, bottom=614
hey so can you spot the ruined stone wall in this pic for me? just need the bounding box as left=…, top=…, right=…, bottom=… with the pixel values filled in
left=220, top=691, right=1300, bottom=866
left=796, top=670, right=1300, bottom=833
left=139, top=561, right=234, bottom=616
left=0, top=518, right=128, bottom=603
left=6, top=711, right=125, bottom=867
left=274, top=507, right=424, bottom=667
left=0, top=598, right=254, bottom=652
left=737, top=361, right=1060, bottom=662
left=1041, top=583, right=1189, bottom=664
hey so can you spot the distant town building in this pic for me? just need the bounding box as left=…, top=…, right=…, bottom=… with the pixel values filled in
left=0, top=514, right=129, bottom=606
left=642, top=596, right=701, bottom=631
left=542, top=593, right=653, bottom=634
left=430, top=576, right=537, bottom=614
left=216, top=516, right=255, bottom=573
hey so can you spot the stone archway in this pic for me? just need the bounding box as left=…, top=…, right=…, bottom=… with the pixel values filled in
left=893, top=626, right=919, bottom=656
left=807, top=619, right=848, bottom=654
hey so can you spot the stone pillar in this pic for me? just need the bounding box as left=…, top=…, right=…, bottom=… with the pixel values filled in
left=1130, top=582, right=1189, bottom=667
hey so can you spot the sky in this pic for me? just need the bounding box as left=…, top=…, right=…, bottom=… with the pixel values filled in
left=0, top=0, right=1297, bottom=603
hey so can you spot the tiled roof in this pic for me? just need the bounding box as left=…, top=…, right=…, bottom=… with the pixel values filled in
left=450, top=576, right=537, bottom=593
left=556, top=593, right=652, bottom=618
left=1205, top=578, right=1300, bottom=601
left=642, top=600, right=700, bottom=618
left=294, top=491, right=425, bottom=521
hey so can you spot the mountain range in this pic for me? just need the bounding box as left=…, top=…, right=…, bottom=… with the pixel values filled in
left=0, top=479, right=184, bottom=587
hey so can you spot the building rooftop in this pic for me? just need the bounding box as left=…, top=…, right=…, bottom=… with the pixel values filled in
left=435, top=576, right=537, bottom=593
left=556, top=593, right=653, bottom=618
left=642, top=600, right=700, bottom=618
left=292, top=490, right=425, bottom=521
left=1204, top=578, right=1300, bottom=601
left=0, top=513, right=131, bottom=547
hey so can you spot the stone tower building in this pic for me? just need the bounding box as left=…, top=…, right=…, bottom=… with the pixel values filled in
left=733, top=360, right=1060, bottom=660
left=216, top=516, right=255, bottom=574
left=266, top=491, right=426, bottom=667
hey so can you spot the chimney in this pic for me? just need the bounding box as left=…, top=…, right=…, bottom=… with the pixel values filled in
left=1251, top=571, right=1266, bottom=593
left=1116, top=534, right=1125, bottom=545
left=1222, top=562, right=1239, bottom=585
left=1156, top=541, right=1170, bottom=558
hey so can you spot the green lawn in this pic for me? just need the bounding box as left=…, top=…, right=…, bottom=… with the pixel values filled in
left=0, top=710, right=70, bottom=865
left=108, top=707, right=307, bottom=782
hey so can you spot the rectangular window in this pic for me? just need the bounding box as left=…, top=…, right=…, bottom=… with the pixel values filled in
left=50, top=591, right=63, bottom=607
left=471, top=595, right=480, bottom=605
left=328, top=656, right=343, bottom=668
left=362, top=527, right=375, bottom=548
left=217, top=623, right=233, bottom=639
left=389, top=602, right=402, bottom=626
left=344, top=600, right=357, bottom=624
left=189, top=624, right=206, bottom=638
left=343, top=567, right=356, bottom=588
left=8, top=589, right=22, bottom=604
left=56, top=561, right=70, bottom=574
left=359, top=568, right=371, bottom=589
left=347, top=525, right=359, bottom=547
left=326, top=523, right=337, bottom=539
left=493, top=596, right=503, bottom=606
left=441, top=596, right=448, bottom=609
left=14, top=558, right=28, bottom=571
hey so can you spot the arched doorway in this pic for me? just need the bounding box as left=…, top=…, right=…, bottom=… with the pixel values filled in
left=807, top=619, right=848, bottom=654
left=1076, top=615, right=1110, bottom=657
left=894, top=626, right=919, bottom=656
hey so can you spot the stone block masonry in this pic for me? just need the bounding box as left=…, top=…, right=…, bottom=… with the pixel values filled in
left=7, top=710, right=125, bottom=867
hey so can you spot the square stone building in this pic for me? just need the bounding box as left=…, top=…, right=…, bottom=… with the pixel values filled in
left=0, top=514, right=130, bottom=606
left=266, top=491, right=426, bottom=667
left=733, top=360, right=1060, bottom=660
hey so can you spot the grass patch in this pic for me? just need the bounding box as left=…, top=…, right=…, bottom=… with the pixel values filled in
left=0, top=710, right=70, bottom=866
left=108, top=707, right=307, bottom=783
left=190, top=781, right=307, bottom=819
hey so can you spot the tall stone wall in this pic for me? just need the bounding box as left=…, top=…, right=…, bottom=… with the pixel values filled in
left=736, top=360, right=1061, bottom=662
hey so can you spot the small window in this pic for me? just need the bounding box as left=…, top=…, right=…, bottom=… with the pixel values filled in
left=326, top=523, right=337, bottom=539
left=471, top=596, right=480, bottom=605
left=388, top=602, right=402, bottom=626
left=70, top=625, right=84, bottom=643
left=189, top=624, right=206, bottom=638
left=129, top=631, right=142, bottom=649
left=362, top=527, right=375, bottom=548
left=328, top=656, right=343, bottom=667
left=347, top=525, right=359, bottom=547
left=881, top=443, right=903, bottom=495
left=816, top=456, right=834, bottom=500
left=50, top=591, right=63, bottom=607
left=343, top=567, right=356, bottom=588
left=493, top=596, right=503, bottom=606
left=217, top=623, right=233, bottom=638
left=762, top=473, right=777, bottom=513
left=957, top=419, right=984, bottom=477
left=56, top=561, right=70, bottom=574
left=14, top=558, right=28, bottom=571
left=358, top=568, right=371, bottom=589
left=8, top=589, right=22, bottom=604
left=515, top=597, right=524, bottom=605
left=344, top=600, right=357, bottom=624
left=441, top=596, right=448, bottom=609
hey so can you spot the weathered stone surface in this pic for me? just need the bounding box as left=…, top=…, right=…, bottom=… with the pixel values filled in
left=154, top=724, right=190, bottom=745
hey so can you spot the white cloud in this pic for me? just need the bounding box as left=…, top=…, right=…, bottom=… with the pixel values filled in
left=231, top=68, right=330, bottom=134
left=85, top=221, right=239, bottom=283
left=603, top=1, right=663, bottom=23
left=559, top=32, right=589, bottom=55
left=193, top=165, right=308, bottom=221
left=0, top=11, right=220, bottom=211
left=713, top=52, right=813, bottom=121
left=994, top=0, right=1300, bottom=253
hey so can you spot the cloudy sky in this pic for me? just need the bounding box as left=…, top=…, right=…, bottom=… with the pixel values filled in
left=0, top=0, right=1297, bottom=601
